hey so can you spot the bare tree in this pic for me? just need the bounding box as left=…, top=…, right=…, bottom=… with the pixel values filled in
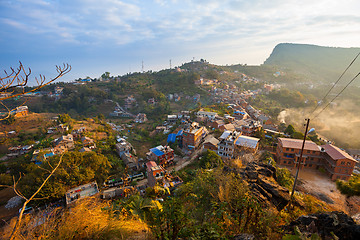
left=0, top=62, right=70, bottom=238
left=1, top=154, right=64, bottom=240
left=0, top=62, right=71, bottom=121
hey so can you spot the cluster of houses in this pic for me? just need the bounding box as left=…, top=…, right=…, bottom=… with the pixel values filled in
left=167, top=93, right=201, bottom=102
left=134, top=113, right=147, bottom=123
left=194, top=77, right=218, bottom=86
left=163, top=109, right=262, bottom=161
left=20, top=86, right=65, bottom=99
left=102, top=135, right=182, bottom=200
left=124, top=95, right=137, bottom=109
left=109, top=103, right=134, bottom=118
left=30, top=127, right=95, bottom=164
left=6, top=145, right=34, bottom=158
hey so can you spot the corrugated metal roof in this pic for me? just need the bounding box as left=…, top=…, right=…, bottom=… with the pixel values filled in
left=150, top=147, right=165, bottom=156
left=235, top=136, right=260, bottom=149
left=167, top=134, right=176, bottom=143
left=219, top=131, right=231, bottom=140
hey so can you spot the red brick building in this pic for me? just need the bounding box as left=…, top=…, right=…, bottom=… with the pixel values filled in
left=146, top=161, right=166, bottom=187
left=203, top=136, right=219, bottom=151
left=182, top=124, right=207, bottom=148
left=146, top=145, right=174, bottom=166
left=276, top=138, right=357, bottom=181
left=321, top=144, right=357, bottom=181
left=240, top=120, right=261, bottom=136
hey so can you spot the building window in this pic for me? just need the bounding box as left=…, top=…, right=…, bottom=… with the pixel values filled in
left=341, top=161, right=345, bottom=165
left=347, top=162, right=351, bottom=166
left=309, top=164, right=312, bottom=167
left=286, top=148, right=289, bottom=151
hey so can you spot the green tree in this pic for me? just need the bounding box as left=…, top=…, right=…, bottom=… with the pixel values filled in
left=58, top=113, right=71, bottom=124
left=336, top=174, right=360, bottom=196
left=19, top=151, right=111, bottom=201
left=205, top=69, right=219, bottom=79
left=127, top=195, right=162, bottom=221
left=199, top=150, right=223, bottom=169
left=292, top=131, right=304, bottom=139
left=102, top=72, right=110, bottom=79
left=146, top=198, right=188, bottom=240
left=284, top=124, right=295, bottom=135
left=254, top=128, right=265, bottom=140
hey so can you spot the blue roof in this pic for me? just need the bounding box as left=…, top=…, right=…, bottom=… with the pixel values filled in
left=234, top=110, right=245, bottom=114
left=45, top=152, right=55, bottom=157
left=176, top=130, right=183, bottom=136
left=150, top=147, right=165, bottom=156
left=167, top=134, right=176, bottom=143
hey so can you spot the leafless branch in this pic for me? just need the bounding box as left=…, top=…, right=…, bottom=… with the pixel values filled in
left=0, top=62, right=71, bottom=121
left=9, top=154, right=64, bottom=240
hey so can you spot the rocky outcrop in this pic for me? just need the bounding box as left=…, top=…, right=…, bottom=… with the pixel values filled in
left=284, top=211, right=360, bottom=240
left=240, top=162, right=291, bottom=211
left=233, top=233, right=254, bottom=240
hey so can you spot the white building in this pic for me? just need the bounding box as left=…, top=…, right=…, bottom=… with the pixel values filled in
left=196, top=111, right=218, bottom=120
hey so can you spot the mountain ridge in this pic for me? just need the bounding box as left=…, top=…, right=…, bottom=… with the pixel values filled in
left=263, top=43, right=360, bottom=84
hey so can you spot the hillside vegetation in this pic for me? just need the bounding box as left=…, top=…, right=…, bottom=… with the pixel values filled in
left=264, top=43, right=360, bottom=85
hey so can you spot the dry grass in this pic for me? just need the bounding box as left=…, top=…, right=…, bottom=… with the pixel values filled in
left=0, top=113, right=55, bottom=133
left=1, top=197, right=152, bottom=240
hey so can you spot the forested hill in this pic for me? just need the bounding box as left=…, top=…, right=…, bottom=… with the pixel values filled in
left=264, top=43, right=360, bottom=84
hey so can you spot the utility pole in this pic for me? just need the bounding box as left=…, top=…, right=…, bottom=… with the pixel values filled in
left=169, top=59, right=172, bottom=69
left=290, top=118, right=310, bottom=200
left=142, top=60, right=144, bottom=73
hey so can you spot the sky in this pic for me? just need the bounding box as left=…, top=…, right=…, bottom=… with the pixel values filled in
left=1, top=0, right=360, bottom=82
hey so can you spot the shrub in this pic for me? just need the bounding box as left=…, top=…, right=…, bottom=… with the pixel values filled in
left=276, top=167, right=294, bottom=190
left=336, top=174, right=360, bottom=196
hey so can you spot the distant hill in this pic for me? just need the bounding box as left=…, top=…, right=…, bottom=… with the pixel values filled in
left=264, top=43, right=360, bottom=84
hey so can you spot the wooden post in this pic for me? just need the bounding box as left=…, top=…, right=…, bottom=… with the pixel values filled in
left=290, top=118, right=310, bottom=200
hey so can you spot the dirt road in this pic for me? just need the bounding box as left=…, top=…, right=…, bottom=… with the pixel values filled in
left=291, top=168, right=360, bottom=216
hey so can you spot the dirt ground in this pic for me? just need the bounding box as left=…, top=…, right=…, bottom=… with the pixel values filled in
left=0, top=113, right=56, bottom=133
left=290, top=167, right=360, bottom=217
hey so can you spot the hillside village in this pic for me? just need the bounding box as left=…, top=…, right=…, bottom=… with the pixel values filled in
left=1, top=61, right=360, bottom=239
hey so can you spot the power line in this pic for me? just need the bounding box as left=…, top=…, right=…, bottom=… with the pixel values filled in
left=311, top=51, right=360, bottom=115
left=313, top=71, right=360, bottom=119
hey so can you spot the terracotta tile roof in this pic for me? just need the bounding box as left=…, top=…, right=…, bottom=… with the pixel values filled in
left=321, top=144, right=357, bottom=162
left=278, top=138, right=320, bottom=152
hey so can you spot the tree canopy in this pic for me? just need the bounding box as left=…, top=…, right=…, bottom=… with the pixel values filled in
left=19, top=151, right=111, bottom=201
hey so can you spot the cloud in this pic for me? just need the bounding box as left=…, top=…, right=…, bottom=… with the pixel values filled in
left=2, top=0, right=359, bottom=46
left=0, top=0, right=359, bottom=77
